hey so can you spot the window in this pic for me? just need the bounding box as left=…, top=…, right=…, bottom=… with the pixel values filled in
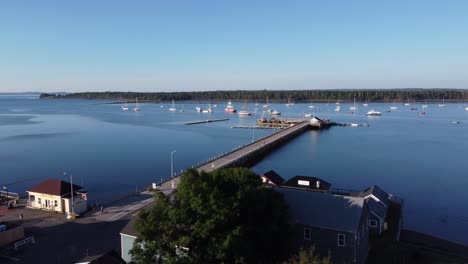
left=54, top=200, right=58, bottom=207
left=304, top=228, right=311, bottom=240
left=337, top=234, right=345, bottom=247
left=38, top=198, right=41, bottom=204
left=369, top=219, right=378, bottom=228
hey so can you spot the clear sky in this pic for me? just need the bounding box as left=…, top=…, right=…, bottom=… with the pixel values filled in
left=1, top=0, right=468, bottom=92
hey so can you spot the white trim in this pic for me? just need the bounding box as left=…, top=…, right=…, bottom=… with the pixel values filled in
left=337, top=234, right=345, bottom=247
left=369, top=219, right=378, bottom=228
left=120, top=233, right=138, bottom=239
left=369, top=211, right=385, bottom=233
left=364, top=194, right=388, bottom=208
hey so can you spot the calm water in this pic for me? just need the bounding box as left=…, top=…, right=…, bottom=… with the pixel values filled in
left=1, top=95, right=468, bottom=245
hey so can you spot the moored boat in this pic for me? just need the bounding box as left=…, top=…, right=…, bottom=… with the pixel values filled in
left=366, top=109, right=382, bottom=116
left=225, top=101, right=237, bottom=113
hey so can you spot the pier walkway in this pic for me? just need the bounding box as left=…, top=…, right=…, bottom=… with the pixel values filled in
left=157, top=120, right=312, bottom=194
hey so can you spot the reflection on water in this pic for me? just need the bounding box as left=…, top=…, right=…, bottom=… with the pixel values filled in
left=1, top=95, right=468, bottom=245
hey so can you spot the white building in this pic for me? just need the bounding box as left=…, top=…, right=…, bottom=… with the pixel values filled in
left=27, top=178, right=87, bottom=215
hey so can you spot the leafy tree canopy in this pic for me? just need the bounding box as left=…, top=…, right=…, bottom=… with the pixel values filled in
left=283, top=246, right=332, bottom=264
left=130, top=168, right=290, bottom=264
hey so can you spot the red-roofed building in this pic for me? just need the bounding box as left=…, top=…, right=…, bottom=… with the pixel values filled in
left=26, top=179, right=88, bottom=214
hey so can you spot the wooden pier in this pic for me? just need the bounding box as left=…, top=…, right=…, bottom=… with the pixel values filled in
left=158, top=120, right=314, bottom=193
left=197, top=120, right=311, bottom=172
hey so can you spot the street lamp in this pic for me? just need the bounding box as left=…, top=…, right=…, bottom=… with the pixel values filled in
left=171, top=150, right=177, bottom=178
left=61, top=172, right=74, bottom=217
left=3, top=185, right=8, bottom=208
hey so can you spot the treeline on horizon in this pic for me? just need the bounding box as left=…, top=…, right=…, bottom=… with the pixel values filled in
left=40, top=89, right=468, bottom=102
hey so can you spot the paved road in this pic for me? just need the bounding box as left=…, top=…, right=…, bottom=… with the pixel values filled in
left=0, top=192, right=156, bottom=264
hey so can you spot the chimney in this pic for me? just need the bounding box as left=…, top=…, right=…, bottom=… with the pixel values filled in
left=316, top=181, right=320, bottom=189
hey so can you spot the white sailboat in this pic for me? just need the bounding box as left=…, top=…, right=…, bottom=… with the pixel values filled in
left=308, top=98, right=315, bottom=108
left=465, top=107, right=468, bottom=111
left=133, top=98, right=140, bottom=112
left=263, top=96, right=270, bottom=108
left=438, top=98, right=445, bottom=107
left=350, top=97, right=357, bottom=111
left=285, top=97, right=295, bottom=106
left=390, top=100, right=398, bottom=110
left=422, top=100, right=428, bottom=108
left=169, top=99, right=176, bottom=112
left=202, top=103, right=213, bottom=113
left=334, top=105, right=341, bottom=112
left=404, top=98, right=411, bottom=106
left=238, top=102, right=252, bottom=116
left=121, top=100, right=129, bottom=111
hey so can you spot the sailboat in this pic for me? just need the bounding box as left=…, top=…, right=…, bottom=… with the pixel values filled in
left=133, top=98, right=140, bottom=112
left=308, top=97, right=315, bottom=108
left=121, top=100, right=129, bottom=111
left=169, top=99, right=176, bottom=112
left=438, top=98, right=445, bottom=107
left=285, top=97, right=294, bottom=106
left=202, top=103, right=213, bottom=113
left=363, top=93, right=369, bottom=106
left=390, top=100, right=398, bottom=110
left=422, top=100, right=428, bottom=108
left=334, top=105, right=341, bottom=112
left=238, top=102, right=252, bottom=116
left=263, top=96, right=270, bottom=108
left=195, top=102, right=202, bottom=112
left=404, top=98, right=411, bottom=106
left=350, top=97, right=357, bottom=111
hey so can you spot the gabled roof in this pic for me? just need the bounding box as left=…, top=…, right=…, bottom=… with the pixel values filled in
left=27, top=178, right=82, bottom=197
left=360, top=185, right=389, bottom=206
left=76, top=250, right=126, bottom=264
left=282, top=176, right=331, bottom=191
left=276, top=187, right=366, bottom=233
left=261, top=170, right=285, bottom=186
left=120, top=216, right=138, bottom=237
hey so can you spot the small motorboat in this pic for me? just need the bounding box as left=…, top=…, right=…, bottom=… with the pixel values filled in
left=366, top=109, right=382, bottom=116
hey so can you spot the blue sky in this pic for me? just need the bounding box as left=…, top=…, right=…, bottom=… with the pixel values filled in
left=1, top=0, right=468, bottom=92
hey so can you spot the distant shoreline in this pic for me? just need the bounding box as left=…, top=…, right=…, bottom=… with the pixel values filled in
left=39, top=89, right=468, bottom=103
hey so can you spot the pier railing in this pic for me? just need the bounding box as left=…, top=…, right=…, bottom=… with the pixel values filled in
left=157, top=121, right=311, bottom=187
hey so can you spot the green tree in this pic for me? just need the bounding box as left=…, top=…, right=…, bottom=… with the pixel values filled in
left=130, top=168, right=290, bottom=264
left=283, top=246, right=332, bottom=264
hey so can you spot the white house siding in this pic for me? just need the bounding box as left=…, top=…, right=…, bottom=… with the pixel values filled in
left=121, top=234, right=136, bottom=263
left=27, top=192, right=63, bottom=213
left=63, top=195, right=88, bottom=214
